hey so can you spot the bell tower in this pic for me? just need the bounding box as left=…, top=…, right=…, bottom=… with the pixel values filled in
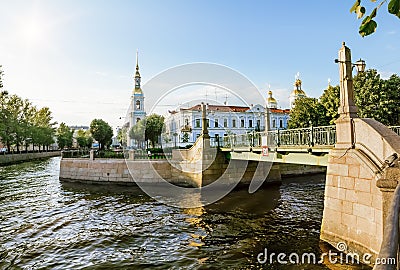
left=129, top=50, right=146, bottom=146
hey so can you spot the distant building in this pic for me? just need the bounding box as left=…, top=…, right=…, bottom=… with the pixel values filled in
left=125, top=51, right=146, bottom=147
left=289, top=76, right=307, bottom=109
left=164, top=90, right=290, bottom=145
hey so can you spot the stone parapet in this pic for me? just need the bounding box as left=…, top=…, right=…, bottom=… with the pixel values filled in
left=0, top=151, right=61, bottom=165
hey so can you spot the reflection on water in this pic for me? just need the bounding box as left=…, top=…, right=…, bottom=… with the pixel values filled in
left=0, top=157, right=370, bottom=269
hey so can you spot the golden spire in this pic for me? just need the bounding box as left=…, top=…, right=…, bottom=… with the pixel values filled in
left=135, top=49, right=141, bottom=78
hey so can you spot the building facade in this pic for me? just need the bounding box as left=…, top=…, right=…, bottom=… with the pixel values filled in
left=164, top=90, right=291, bottom=145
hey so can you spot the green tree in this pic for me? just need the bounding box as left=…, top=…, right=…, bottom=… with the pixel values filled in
left=32, top=107, right=56, bottom=151
left=0, top=91, right=12, bottom=151
left=145, top=114, right=165, bottom=148
left=353, top=69, right=385, bottom=123
left=57, top=123, right=73, bottom=149
left=0, top=65, right=3, bottom=88
left=353, top=69, right=400, bottom=125
left=384, top=74, right=400, bottom=125
left=350, top=0, right=400, bottom=37
left=117, top=126, right=128, bottom=147
left=76, top=129, right=93, bottom=148
left=320, top=85, right=340, bottom=125
left=129, top=119, right=145, bottom=148
left=288, top=98, right=329, bottom=129
left=90, top=119, right=113, bottom=150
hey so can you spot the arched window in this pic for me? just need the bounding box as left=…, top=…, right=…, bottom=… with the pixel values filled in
left=136, top=100, right=141, bottom=110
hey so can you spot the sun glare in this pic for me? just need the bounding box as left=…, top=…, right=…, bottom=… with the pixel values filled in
left=19, top=15, right=46, bottom=45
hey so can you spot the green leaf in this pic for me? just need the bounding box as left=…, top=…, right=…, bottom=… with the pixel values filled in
left=356, top=6, right=366, bottom=18
left=388, top=0, right=400, bottom=18
left=350, top=0, right=361, bottom=13
left=359, top=19, right=378, bottom=37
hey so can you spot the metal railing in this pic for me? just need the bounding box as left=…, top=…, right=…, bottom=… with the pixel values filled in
left=390, top=126, right=400, bottom=137
left=221, top=125, right=337, bottom=149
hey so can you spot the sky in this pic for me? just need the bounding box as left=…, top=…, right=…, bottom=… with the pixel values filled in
left=1, top=0, right=400, bottom=130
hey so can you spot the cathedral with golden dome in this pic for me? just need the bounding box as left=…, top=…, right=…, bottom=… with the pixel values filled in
left=289, top=75, right=307, bottom=109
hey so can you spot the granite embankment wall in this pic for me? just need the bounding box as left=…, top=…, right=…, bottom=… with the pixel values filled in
left=0, top=151, right=61, bottom=165
left=59, top=158, right=326, bottom=187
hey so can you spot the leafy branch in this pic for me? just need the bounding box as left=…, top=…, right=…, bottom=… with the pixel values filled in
left=350, top=0, right=400, bottom=36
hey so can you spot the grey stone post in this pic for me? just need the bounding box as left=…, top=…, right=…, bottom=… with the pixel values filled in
left=265, top=107, right=270, bottom=132
left=338, top=42, right=358, bottom=118
left=89, top=150, right=95, bottom=160
left=335, top=42, right=358, bottom=149
left=201, top=102, right=210, bottom=139
left=129, top=150, right=135, bottom=160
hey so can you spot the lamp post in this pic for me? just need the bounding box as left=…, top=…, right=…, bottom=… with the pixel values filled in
left=334, top=42, right=366, bottom=149
left=334, top=42, right=366, bottom=118
left=201, top=102, right=210, bottom=138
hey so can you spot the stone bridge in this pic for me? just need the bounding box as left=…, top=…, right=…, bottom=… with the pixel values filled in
left=181, top=43, right=400, bottom=267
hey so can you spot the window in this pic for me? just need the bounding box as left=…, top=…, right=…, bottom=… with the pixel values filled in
left=214, top=119, right=219, bottom=128
left=224, top=118, right=227, bottom=127
left=272, top=119, right=276, bottom=128
left=185, top=118, right=189, bottom=126
left=195, top=119, right=201, bottom=128
left=136, top=117, right=141, bottom=123
left=257, top=120, right=261, bottom=128
left=232, top=119, right=236, bottom=128
left=135, top=100, right=140, bottom=110
left=206, top=119, right=209, bottom=127
left=279, top=119, right=283, bottom=128
left=249, top=119, right=253, bottom=128
left=241, top=119, right=245, bottom=128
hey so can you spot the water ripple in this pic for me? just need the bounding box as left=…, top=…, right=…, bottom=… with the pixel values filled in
left=0, top=158, right=371, bottom=269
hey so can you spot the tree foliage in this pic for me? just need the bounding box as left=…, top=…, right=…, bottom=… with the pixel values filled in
left=90, top=119, right=113, bottom=150
left=145, top=114, right=165, bottom=148
left=288, top=98, right=329, bottom=129
left=56, top=123, right=73, bottom=149
left=0, top=65, right=3, bottom=89
left=117, top=126, right=128, bottom=147
left=128, top=114, right=165, bottom=148
left=320, top=85, right=340, bottom=125
left=129, top=119, right=145, bottom=148
left=0, top=90, right=56, bottom=152
left=76, top=129, right=93, bottom=148
left=354, top=69, right=400, bottom=125
left=350, top=0, right=400, bottom=37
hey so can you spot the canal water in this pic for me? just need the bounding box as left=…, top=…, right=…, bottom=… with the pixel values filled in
left=0, top=157, right=371, bottom=269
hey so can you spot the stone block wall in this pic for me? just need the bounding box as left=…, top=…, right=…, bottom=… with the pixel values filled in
left=0, top=151, right=61, bottom=165
left=321, top=149, right=383, bottom=257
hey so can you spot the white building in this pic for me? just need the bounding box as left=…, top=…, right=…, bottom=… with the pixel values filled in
left=164, top=90, right=291, bottom=145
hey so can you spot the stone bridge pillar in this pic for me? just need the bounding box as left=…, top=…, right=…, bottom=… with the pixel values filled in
left=320, top=43, right=400, bottom=263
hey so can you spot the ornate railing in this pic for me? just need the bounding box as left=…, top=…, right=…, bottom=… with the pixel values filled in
left=390, top=126, right=400, bottom=136
left=221, top=125, right=337, bottom=149
left=221, top=125, right=400, bottom=150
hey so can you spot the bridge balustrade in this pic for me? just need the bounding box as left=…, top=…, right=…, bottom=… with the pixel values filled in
left=389, top=126, right=400, bottom=136
left=220, top=125, right=400, bottom=150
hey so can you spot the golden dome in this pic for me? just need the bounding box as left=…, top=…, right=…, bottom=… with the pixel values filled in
left=267, top=91, right=277, bottom=103
left=134, top=87, right=143, bottom=94
left=291, top=89, right=306, bottom=96
left=291, top=78, right=307, bottom=96
left=267, top=90, right=278, bottom=108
